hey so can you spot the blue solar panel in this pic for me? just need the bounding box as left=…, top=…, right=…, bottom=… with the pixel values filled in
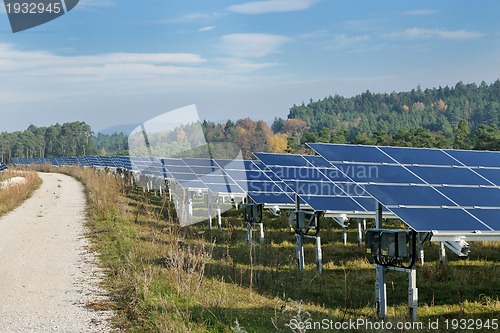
left=177, top=180, right=206, bottom=189
left=254, top=153, right=310, bottom=167
left=302, top=155, right=332, bottom=168
left=301, top=195, right=366, bottom=212
left=162, top=158, right=186, bottom=166
left=334, top=163, right=424, bottom=184
left=239, top=181, right=286, bottom=193
left=247, top=192, right=295, bottom=205
left=362, top=184, right=454, bottom=207
left=407, top=166, right=492, bottom=186
left=190, top=166, right=223, bottom=175
left=466, top=209, right=500, bottom=231
left=389, top=208, right=491, bottom=232
left=379, top=146, right=459, bottom=166
left=203, top=183, right=240, bottom=193
left=182, top=158, right=217, bottom=167
left=269, top=166, right=330, bottom=181
left=308, top=143, right=500, bottom=231
left=285, top=181, right=340, bottom=196
left=169, top=172, right=199, bottom=181
left=224, top=169, right=271, bottom=181
left=438, top=186, right=500, bottom=208
left=444, top=149, right=500, bottom=168
left=474, top=168, right=500, bottom=186
left=308, top=143, right=395, bottom=164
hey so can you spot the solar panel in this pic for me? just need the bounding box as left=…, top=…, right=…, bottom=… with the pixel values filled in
left=300, top=195, right=366, bottom=212
left=438, top=186, right=500, bottom=208
left=466, top=209, right=500, bottom=230
left=363, top=184, right=456, bottom=207
left=389, top=207, right=491, bottom=231
left=0, top=161, right=7, bottom=171
left=406, top=166, right=492, bottom=186
left=335, top=163, right=424, bottom=184
left=214, top=158, right=297, bottom=206
left=255, top=152, right=311, bottom=167
left=474, top=168, right=500, bottom=186
left=379, top=146, right=459, bottom=166
left=308, top=143, right=395, bottom=164
left=309, top=143, right=500, bottom=232
left=444, top=149, right=500, bottom=168
left=254, top=152, right=375, bottom=213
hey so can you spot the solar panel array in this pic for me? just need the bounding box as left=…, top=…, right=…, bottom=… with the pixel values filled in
left=162, top=157, right=298, bottom=207
left=308, top=143, right=500, bottom=233
left=9, top=143, right=500, bottom=234
left=254, top=153, right=378, bottom=214
left=0, top=161, right=7, bottom=172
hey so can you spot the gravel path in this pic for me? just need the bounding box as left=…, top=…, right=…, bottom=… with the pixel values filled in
left=0, top=173, right=115, bottom=333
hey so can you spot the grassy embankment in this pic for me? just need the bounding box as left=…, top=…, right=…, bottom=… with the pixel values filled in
left=0, top=170, right=42, bottom=217
left=34, top=166, right=500, bottom=332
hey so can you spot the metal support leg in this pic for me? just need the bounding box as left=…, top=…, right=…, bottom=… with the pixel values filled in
left=408, top=268, right=418, bottom=321
left=418, top=234, right=425, bottom=265
left=296, top=233, right=304, bottom=271
left=357, top=219, right=363, bottom=247
left=375, top=264, right=387, bottom=319
left=342, top=227, right=347, bottom=245
left=316, top=236, right=322, bottom=274
left=207, top=194, right=213, bottom=229
left=363, top=218, right=367, bottom=230
left=246, top=222, right=252, bottom=243
left=217, top=208, right=222, bottom=228
left=259, top=223, right=264, bottom=243
left=439, top=242, right=446, bottom=264
left=187, top=193, right=193, bottom=226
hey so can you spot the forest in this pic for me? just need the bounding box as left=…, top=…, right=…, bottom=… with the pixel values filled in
left=1, top=79, right=500, bottom=162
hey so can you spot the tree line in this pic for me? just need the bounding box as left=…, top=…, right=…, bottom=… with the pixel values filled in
left=2, top=80, right=500, bottom=163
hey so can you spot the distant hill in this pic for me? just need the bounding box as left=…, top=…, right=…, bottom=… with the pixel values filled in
left=284, top=80, right=500, bottom=139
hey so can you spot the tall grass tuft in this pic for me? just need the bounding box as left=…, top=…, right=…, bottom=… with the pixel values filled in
left=0, top=170, right=41, bottom=217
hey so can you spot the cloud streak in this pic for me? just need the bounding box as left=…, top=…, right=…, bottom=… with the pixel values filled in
left=218, top=33, right=290, bottom=58
left=227, top=0, right=317, bottom=14
left=386, top=28, right=484, bottom=40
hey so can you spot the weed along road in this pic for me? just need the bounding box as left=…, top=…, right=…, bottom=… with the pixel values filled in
left=0, top=173, right=113, bottom=333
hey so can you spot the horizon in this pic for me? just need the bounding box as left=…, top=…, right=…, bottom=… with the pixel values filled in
left=4, top=77, right=500, bottom=135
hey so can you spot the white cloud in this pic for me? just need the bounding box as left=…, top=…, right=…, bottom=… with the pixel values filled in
left=0, top=43, right=215, bottom=104
left=331, top=34, right=370, bottom=48
left=386, top=28, right=484, bottom=40
left=198, top=26, right=215, bottom=32
left=218, top=33, right=290, bottom=58
left=227, top=0, right=318, bottom=14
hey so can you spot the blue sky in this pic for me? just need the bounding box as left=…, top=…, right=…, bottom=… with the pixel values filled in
left=0, top=0, right=499, bottom=132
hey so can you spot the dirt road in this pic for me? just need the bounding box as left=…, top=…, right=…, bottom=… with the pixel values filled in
left=0, top=173, right=114, bottom=332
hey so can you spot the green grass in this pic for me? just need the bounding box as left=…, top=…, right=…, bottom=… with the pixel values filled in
left=42, top=167, right=500, bottom=332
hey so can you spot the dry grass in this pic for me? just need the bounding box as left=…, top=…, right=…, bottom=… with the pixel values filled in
left=0, top=170, right=41, bottom=217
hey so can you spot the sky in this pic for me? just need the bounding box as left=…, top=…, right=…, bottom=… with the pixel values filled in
left=0, top=0, right=499, bottom=133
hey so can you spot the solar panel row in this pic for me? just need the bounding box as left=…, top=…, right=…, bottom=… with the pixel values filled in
left=0, top=161, right=7, bottom=171
left=307, top=143, right=500, bottom=233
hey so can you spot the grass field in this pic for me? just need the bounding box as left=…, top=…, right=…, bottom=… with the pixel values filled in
left=35, top=167, right=500, bottom=332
